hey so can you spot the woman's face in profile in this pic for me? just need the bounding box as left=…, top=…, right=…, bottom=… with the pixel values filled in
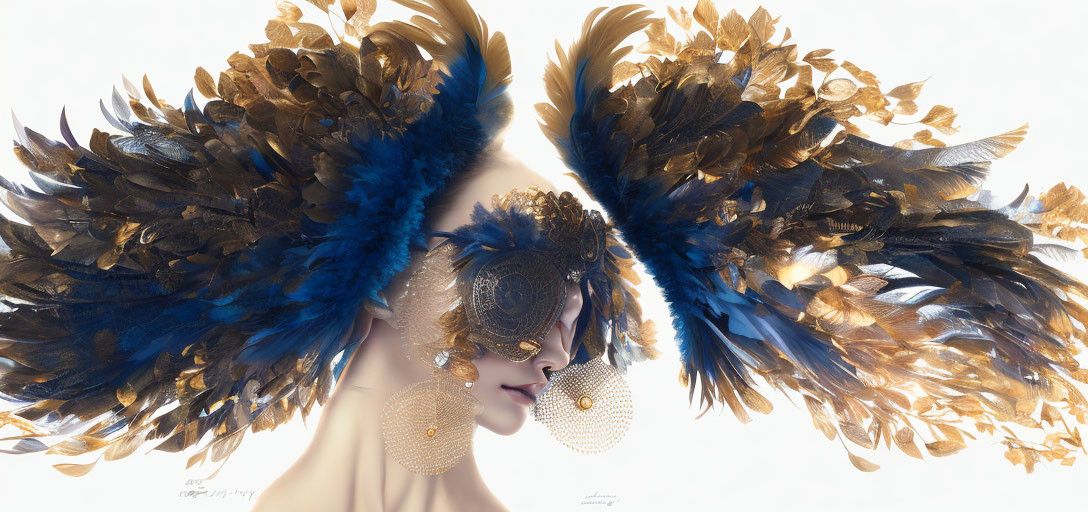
left=471, top=284, right=584, bottom=435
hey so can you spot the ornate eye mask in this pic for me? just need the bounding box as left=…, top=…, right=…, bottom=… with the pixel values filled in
left=393, top=187, right=655, bottom=376
left=441, top=188, right=610, bottom=363
left=461, top=248, right=568, bottom=360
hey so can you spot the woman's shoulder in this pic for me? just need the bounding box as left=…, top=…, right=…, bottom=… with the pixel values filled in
left=251, top=455, right=351, bottom=511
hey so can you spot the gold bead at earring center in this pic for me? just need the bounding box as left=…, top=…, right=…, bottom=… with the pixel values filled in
left=576, top=395, right=593, bottom=410
left=425, top=427, right=437, bottom=438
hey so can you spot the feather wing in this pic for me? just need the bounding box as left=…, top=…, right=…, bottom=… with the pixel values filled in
left=539, top=2, right=1088, bottom=470
left=0, top=0, right=511, bottom=472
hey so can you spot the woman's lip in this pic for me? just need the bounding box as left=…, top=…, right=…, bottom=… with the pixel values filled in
left=501, top=385, right=535, bottom=405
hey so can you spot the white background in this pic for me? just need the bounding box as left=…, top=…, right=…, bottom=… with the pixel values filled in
left=2, top=1, right=1088, bottom=511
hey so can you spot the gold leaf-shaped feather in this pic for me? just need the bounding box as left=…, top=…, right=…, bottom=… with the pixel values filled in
left=937, top=423, right=974, bottom=444
left=841, top=61, right=879, bottom=88
left=802, top=48, right=836, bottom=73
left=925, top=440, right=966, bottom=457
left=894, top=428, right=923, bottom=459
left=716, top=9, right=747, bottom=52
left=341, top=0, right=357, bottom=18
left=46, top=436, right=110, bottom=456
left=912, top=129, right=945, bottom=148
left=53, top=461, right=98, bottom=477
left=693, top=0, right=718, bottom=34
left=805, top=396, right=838, bottom=440
left=266, top=19, right=297, bottom=47
left=893, top=99, right=918, bottom=115
left=848, top=451, right=880, bottom=472
left=840, top=418, right=874, bottom=449
left=739, top=387, right=773, bottom=414
left=187, top=449, right=209, bottom=469
left=886, top=80, right=925, bottom=101
left=641, top=19, right=676, bottom=57
left=350, top=0, right=377, bottom=28
left=142, top=74, right=163, bottom=109
left=276, top=0, right=303, bottom=21
left=103, top=431, right=146, bottom=461
left=217, top=71, right=239, bottom=102
left=1042, top=403, right=1062, bottom=427
left=668, top=6, right=692, bottom=32
left=746, top=7, right=775, bottom=45
left=919, top=105, right=958, bottom=135
left=289, top=21, right=334, bottom=49
left=194, top=67, right=218, bottom=99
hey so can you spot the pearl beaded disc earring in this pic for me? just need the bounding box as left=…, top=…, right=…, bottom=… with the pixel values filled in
left=530, top=356, right=633, bottom=453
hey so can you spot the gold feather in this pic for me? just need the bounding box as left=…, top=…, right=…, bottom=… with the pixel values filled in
left=382, top=0, right=512, bottom=96
left=539, top=5, right=654, bottom=144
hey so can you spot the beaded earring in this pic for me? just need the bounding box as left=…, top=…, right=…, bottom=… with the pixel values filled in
left=531, top=356, right=633, bottom=453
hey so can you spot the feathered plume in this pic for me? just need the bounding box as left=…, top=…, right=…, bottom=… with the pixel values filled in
left=540, top=0, right=1088, bottom=472
left=0, top=0, right=510, bottom=476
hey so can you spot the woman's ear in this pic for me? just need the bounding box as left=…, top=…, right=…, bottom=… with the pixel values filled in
left=350, top=308, right=375, bottom=344
left=331, top=308, right=375, bottom=383
left=567, top=279, right=596, bottom=363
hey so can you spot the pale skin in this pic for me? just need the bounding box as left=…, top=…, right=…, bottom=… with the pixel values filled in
left=252, top=149, right=582, bottom=511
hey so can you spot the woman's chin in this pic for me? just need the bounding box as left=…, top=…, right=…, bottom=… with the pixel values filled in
left=476, top=406, right=528, bottom=436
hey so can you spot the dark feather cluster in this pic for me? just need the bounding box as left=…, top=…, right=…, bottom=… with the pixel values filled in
left=540, top=1, right=1088, bottom=471
left=0, top=0, right=511, bottom=475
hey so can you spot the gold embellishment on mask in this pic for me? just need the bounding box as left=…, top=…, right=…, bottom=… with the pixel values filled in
left=491, top=188, right=608, bottom=274
left=527, top=189, right=608, bottom=281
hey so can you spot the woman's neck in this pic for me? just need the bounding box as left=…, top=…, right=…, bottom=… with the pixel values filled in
left=253, top=319, right=508, bottom=512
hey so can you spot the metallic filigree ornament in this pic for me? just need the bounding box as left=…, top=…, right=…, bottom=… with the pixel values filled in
left=380, top=370, right=484, bottom=475
left=530, top=356, right=633, bottom=454
left=394, top=244, right=461, bottom=368
left=455, top=188, right=618, bottom=363
left=462, top=249, right=567, bottom=361
left=530, top=190, right=608, bottom=281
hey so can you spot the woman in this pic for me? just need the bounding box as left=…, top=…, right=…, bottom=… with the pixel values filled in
left=0, top=4, right=658, bottom=510
left=252, top=151, right=603, bottom=511
left=2, top=1, right=1088, bottom=512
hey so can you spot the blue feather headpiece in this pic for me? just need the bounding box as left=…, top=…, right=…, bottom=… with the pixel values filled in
left=0, top=0, right=515, bottom=473
left=15, top=0, right=1088, bottom=478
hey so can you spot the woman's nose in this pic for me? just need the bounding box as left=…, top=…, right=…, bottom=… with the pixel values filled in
left=533, top=330, right=569, bottom=381
left=532, top=284, right=584, bottom=378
